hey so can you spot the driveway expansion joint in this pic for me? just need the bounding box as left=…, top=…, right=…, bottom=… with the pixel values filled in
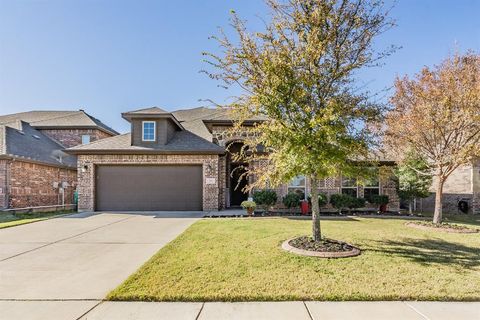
left=303, top=301, right=314, bottom=320
left=404, top=301, right=431, bottom=320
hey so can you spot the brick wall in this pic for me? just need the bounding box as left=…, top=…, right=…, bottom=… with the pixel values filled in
left=77, top=154, right=220, bottom=212
left=39, top=129, right=113, bottom=148
left=472, top=160, right=479, bottom=214
left=0, top=160, right=7, bottom=209
left=211, top=125, right=400, bottom=210
left=419, top=164, right=476, bottom=214
left=8, top=160, right=77, bottom=208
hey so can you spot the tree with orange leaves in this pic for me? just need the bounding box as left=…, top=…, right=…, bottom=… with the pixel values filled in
left=385, top=52, right=480, bottom=224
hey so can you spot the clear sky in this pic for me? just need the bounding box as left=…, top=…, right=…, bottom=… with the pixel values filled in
left=0, top=0, right=479, bottom=133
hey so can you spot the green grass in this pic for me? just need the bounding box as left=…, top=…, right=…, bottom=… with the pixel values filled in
left=108, top=215, right=480, bottom=302
left=0, top=211, right=72, bottom=229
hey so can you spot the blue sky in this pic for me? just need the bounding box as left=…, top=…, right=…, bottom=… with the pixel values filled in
left=0, top=0, right=479, bottom=133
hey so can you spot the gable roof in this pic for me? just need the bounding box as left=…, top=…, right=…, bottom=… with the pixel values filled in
left=121, top=106, right=185, bottom=130
left=124, top=107, right=169, bottom=114
left=0, top=110, right=119, bottom=136
left=66, top=131, right=225, bottom=155
left=0, top=122, right=76, bottom=168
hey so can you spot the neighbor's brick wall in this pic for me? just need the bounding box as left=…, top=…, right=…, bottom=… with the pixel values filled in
left=8, top=161, right=77, bottom=208
left=77, top=154, right=220, bottom=212
left=39, top=129, right=114, bottom=148
left=0, top=160, right=8, bottom=209
left=472, top=160, right=479, bottom=214
left=420, top=164, right=475, bottom=214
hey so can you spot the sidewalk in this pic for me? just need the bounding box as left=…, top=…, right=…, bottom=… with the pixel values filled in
left=1, top=301, right=478, bottom=320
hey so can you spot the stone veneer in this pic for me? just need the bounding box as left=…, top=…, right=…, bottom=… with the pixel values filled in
left=77, top=154, right=220, bottom=212
left=39, top=128, right=114, bottom=148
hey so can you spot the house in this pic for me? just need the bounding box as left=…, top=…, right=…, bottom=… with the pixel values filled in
left=0, top=110, right=118, bottom=210
left=417, top=161, right=480, bottom=214
left=67, top=107, right=401, bottom=212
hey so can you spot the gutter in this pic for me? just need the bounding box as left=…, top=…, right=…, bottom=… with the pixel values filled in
left=0, top=154, right=77, bottom=170
left=64, top=149, right=225, bottom=156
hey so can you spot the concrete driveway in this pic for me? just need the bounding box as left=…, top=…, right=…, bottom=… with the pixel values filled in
left=0, top=211, right=201, bottom=318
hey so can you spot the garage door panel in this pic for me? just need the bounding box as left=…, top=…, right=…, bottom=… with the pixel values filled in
left=96, top=165, right=203, bottom=211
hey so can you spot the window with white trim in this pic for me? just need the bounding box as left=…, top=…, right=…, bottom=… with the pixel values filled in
left=288, top=175, right=306, bottom=199
left=142, top=121, right=156, bottom=141
left=341, top=177, right=358, bottom=197
left=81, top=135, right=90, bottom=144
left=363, top=168, right=380, bottom=202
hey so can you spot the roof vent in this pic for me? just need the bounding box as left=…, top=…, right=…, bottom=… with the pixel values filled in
left=17, top=130, right=25, bottom=135
left=32, top=134, right=40, bottom=140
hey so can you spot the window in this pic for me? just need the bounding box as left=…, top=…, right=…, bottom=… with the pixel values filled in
left=81, top=135, right=91, bottom=145
left=341, top=177, right=358, bottom=197
left=142, top=121, right=156, bottom=141
left=363, top=168, right=380, bottom=202
left=288, top=175, right=306, bottom=199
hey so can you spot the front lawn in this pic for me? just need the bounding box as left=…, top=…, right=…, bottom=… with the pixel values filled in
left=108, top=215, right=480, bottom=302
left=0, top=211, right=72, bottom=229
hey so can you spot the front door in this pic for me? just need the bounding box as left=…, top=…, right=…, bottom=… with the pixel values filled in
left=230, top=163, right=249, bottom=206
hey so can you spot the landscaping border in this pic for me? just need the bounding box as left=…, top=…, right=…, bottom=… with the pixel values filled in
left=405, top=222, right=479, bottom=234
left=281, top=238, right=361, bottom=258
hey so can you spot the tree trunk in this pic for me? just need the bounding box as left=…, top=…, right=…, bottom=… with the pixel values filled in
left=310, top=175, right=321, bottom=241
left=433, top=177, right=445, bottom=224
left=408, top=200, right=413, bottom=214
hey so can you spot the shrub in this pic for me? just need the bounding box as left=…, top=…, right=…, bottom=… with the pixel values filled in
left=253, top=189, right=278, bottom=207
left=240, top=201, right=256, bottom=210
left=307, top=193, right=328, bottom=207
left=371, top=195, right=389, bottom=205
left=330, top=194, right=353, bottom=212
left=349, top=197, right=366, bottom=209
left=282, top=193, right=301, bottom=209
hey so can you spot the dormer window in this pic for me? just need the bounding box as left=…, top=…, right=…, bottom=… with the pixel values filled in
left=142, top=121, right=156, bottom=141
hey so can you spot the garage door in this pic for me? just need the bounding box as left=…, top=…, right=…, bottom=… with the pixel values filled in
left=95, top=165, right=203, bottom=211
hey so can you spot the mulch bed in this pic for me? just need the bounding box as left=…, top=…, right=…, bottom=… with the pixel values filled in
left=406, top=221, right=479, bottom=234
left=282, top=236, right=361, bottom=258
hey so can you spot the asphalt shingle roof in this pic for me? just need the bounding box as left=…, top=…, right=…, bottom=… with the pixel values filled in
left=2, top=122, right=76, bottom=167
left=124, top=107, right=169, bottom=114
left=0, top=110, right=119, bottom=135
left=67, top=131, right=225, bottom=154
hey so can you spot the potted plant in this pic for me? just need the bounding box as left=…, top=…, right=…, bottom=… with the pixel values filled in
left=371, top=195, right=389, bottom=213
left=241, top=200, right=257, bottom=216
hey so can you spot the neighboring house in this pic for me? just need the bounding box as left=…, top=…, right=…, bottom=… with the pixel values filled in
left=67, top=107, right=400, bottom=212
left=0, top=110, right=118, bottom=209
left=418, top=161, right=480, bottom=214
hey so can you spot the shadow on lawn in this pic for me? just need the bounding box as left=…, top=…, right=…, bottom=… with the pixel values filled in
left=369, top=238, right=480, bottom=269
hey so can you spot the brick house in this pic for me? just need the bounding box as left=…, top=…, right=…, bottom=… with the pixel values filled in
left=67, top=107, right=400, bottom=212
left=0, top=110, right=118, bottom=210
left=417, top=161, right=480, bottom=215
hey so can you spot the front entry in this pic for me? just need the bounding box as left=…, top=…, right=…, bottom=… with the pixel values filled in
left=229, top=163, right=249, bottom=206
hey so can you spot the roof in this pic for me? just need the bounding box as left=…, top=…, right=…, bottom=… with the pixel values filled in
left=121, top=107, right=185, bottom=130
left=1, top=122, right=76, bottom=168
left=66, top=131, right=225, bottom=155
left=172, top=107, right=267, bottom=140
left=124, top=107, right=169, bottom=114
left=0, top=110, right=119, bottom=136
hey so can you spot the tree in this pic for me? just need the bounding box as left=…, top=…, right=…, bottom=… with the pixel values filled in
left=204, top=0, right=395, bottom=241
left=394, top=151, right=432, bottom=214
left=385, top=52, right=480, bottom=224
